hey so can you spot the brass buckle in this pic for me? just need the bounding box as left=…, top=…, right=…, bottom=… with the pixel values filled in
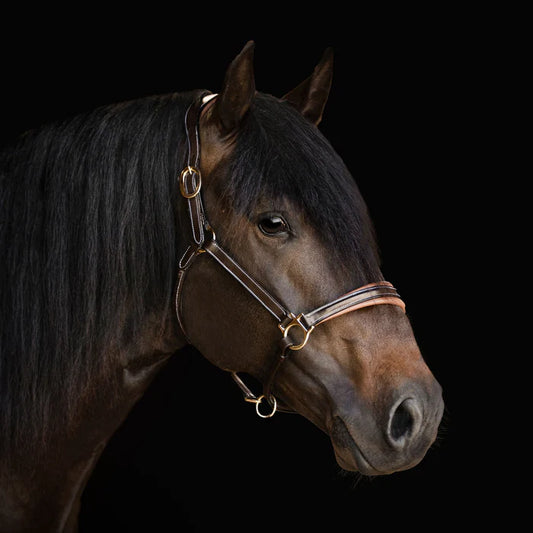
left=279, top=313, right=315, bottom=351
left=179, top=166, right=202, bottom=198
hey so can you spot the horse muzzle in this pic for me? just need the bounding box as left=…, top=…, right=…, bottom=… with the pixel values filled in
left=328, top=379, right=444, bottom=475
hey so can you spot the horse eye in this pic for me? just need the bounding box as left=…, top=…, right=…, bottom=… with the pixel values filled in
left=258, top=214, right=290, bottom=236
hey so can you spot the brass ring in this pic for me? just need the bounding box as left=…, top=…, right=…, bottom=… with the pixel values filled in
left=283, top=321, right=314, bottom=351
left=255, top=395, right=277, bottom=418
left=179, top=166, right=202, bottom=198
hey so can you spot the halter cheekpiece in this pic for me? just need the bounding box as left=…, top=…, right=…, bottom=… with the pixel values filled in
left=175, top=93, right=406, bottom=418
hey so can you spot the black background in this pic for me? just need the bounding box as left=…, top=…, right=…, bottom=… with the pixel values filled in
left=1, top=9, right=488, bottom=532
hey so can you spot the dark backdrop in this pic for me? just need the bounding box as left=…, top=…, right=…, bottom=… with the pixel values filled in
left=1, top=12, right=479, bottom=532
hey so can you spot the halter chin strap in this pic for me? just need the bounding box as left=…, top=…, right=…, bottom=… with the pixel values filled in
left=175, top=94, right=406, bottom=418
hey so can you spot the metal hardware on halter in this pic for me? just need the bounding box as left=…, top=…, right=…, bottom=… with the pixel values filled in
left=253, top=395, right=277, bottom=418
left=231, top=373, right=278, bottom=418
left=175, top=95, right=407, bottom=419
left=179, top=166, right=202, bottom=199
left=279, top=313, right=315, bottom=351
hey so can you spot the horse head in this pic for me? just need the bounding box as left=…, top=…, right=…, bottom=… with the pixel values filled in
left=177, top=41, right=443, bottom=475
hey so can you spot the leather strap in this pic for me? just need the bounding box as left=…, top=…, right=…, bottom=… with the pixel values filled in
left=204, top=236, right=290, bottom=322
left=303, top=282, right=405, bottom=328
left=175, top=93, right=216, bottom=339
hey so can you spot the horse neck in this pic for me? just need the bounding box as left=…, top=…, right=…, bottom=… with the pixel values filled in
left=0, top=313, right=185, bottom=532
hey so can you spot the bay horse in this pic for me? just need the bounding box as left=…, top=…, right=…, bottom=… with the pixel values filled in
left=0, top=41, right=443, bottom=531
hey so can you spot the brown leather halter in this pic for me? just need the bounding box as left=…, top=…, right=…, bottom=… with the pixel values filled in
left=175, top=94, right=406, bottom=418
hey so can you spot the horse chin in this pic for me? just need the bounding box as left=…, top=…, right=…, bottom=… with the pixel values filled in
left=329, top=416, right=423, bottom=476
left=329, top=417, right=382, bottom=475
left=333, top=442, right=378, bottom=475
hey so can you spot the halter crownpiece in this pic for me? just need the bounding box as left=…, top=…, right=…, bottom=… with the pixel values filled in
left=175, top=94, right=406, bottom=418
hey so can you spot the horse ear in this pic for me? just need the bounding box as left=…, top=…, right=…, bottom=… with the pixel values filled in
left=282, top=48, right=334, bottom=126
left=212, top=40, right=256, bottom=136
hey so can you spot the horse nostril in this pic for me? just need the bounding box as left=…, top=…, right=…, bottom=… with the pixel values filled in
left=388, top=398, right=421, bottom=446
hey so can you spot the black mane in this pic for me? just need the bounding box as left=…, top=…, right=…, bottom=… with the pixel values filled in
left=0, top=90, right=202, bottom=456
left=223, top=93, right=381, bottom=281
left=0, top=90, right=381, bottom=457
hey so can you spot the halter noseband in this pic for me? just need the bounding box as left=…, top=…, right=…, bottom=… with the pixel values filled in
left=175, top=94, right=406, bottom=418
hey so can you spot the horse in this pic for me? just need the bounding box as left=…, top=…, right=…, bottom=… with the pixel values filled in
left=0, top=41, right=444, bottom=531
